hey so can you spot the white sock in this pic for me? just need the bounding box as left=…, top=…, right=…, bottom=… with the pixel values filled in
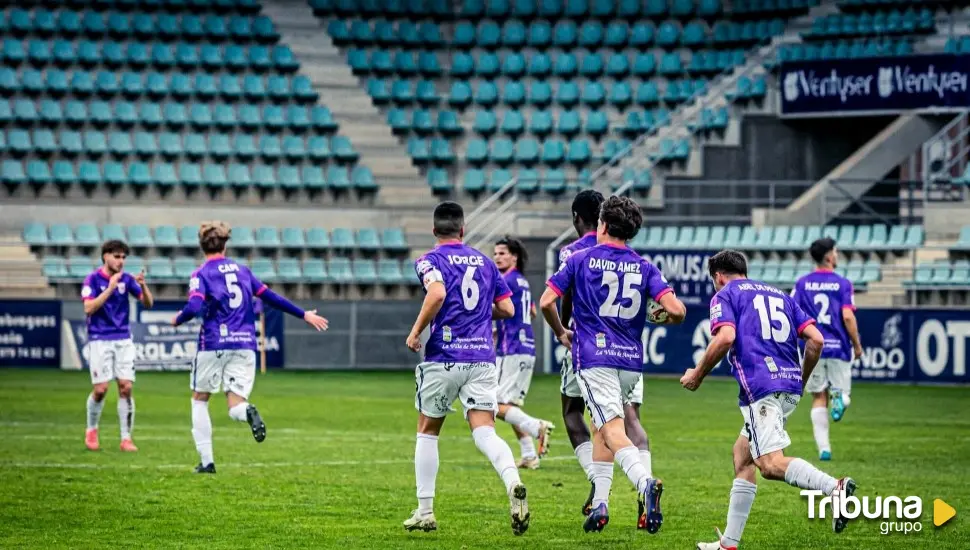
left=574, top=441, right=595, bottom=482
left=614, top=445, right=651, bottom=493
left=503, top=407, right=541, bottom=438
left=472, top=426, right=521, bottom=494
left=191, top=399, right=214, bottom=466
left=518, top=436, right=536, bottom=459
left=722, top=478, right=757, bottom=547
left=811, top=407, right=831, bottom=453
left=228, top=402, right=248, bottom=422
left=590, top=461, right=613, bottom=507
left=415, top=434, right=438, bottom=515
left=784, top=458, right=838, bottom=494
left=639, top=449, right=653, bottom=479
left=86, top=394, right=104, bottom=430
left=118, top=396, right=134, bottom=440
left=841, top=392, right=852, bottom=407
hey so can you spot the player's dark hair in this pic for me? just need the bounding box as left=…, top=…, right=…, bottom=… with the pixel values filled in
left=572, top=189, right=605, bottom=228
left=809, top=237, right=837, bottom=265
left=708, top=250, right=748, bottom=278
left=100, top=240, right=129, bottom=261
left=599, top=196, right=642, bottom=241
left=496, top=235, right=528, bottom=272
left=433, top=201, right=464, bottom=238
left=199, top=221, right=231, bottom=254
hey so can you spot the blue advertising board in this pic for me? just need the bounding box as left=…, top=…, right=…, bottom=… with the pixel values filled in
left=0, top=300, right=60, bottom=368
left=780, top=54, right=970, bottom=116
left=549, top=306, right=970, bottom=384
left=136, top=299, right=284, bottom=368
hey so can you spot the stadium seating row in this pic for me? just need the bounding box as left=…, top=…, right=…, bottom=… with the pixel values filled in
left=42, top=255, right=418, bottom=285
left=312, top=0, right=731, bottom=19
left=1, top=129, right=358, bottom=162
left=905, top=261, right=970, bottom=288
left=747, top=257, right=882, bottom=287
left=433, top=165, right=652, bottom=195
left=18, top=0, right=262, bottom=14
left=0, top=9, right=279, bottom=43
left=771, top=38, right=913, bottom=64
left=2, top=159, right=376, bottom=190
left=629, top=224, right=925, bottom=251
left=0, top=38, right=299, bottom=72
left=24, top=223, right=409, bottom=251
left=803, top=9, right=936, bottom=39
left=309, top=0, right=451, bottom=18
left=0, top=68, right=319, bottom=102
left=0, top=99, right=339, bottom=132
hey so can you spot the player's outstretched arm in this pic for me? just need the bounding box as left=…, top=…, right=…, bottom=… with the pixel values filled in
left=406, top=281, right=445, bottom=352
left=842, top=308, right=863, bottom=359
left=799, top=324, right=824, bottom=385
left=258, top=286, right=328, bottom=330
left=135, top=270, right=154, bottom=309
left=172, top=295, right=204, bottom=326
left=681, top=325, right=735, bottom=391
left=657, top=293, right=687, bottom=324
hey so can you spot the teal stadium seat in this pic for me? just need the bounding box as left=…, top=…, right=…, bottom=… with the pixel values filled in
left=49, top=224, right=74, bottom=246
left=69, top=256, right=95, bottom=279
left=331, top=228, right=356, bottom=249
left=250, top=258, right=277, bottom=283
left=306, top=228, right=331, bottom=250
left=329, top=257, right=354, bottom=284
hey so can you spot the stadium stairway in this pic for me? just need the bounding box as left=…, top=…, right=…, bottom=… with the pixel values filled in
left=0, top=234, right=53, bottom=298
left=260, top=0, right=429, bottom=208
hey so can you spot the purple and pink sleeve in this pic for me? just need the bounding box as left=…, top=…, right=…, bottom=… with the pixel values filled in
left=246, top=267, right=304, bottom=318
left=793, top=302, right=816, bottom=335
left=841, top=281, right=856, bottom=311
left=645, top=262, right=673, bottom=302
left=493, top=266, right=512, bottom=303
left=709, top=293, right=736, bottom=335
left=546, top=255, right=575, bottom=297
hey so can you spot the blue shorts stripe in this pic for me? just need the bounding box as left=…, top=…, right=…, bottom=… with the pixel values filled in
left=416, top=364, right=426, bottom=413
left=747, top=404, right=762, bottom=456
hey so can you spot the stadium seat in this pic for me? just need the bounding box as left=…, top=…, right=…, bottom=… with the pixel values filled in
left=68, top=256, right=95, bottom=279
left=127, top=225, right=154, bottom=247
left=154, top=226, right=180, bottom=248
left=331, top=228, right=356, bottom=249
left=306, top=228, right=331, bottom=250
left=255, top=227, right=281, bottom=248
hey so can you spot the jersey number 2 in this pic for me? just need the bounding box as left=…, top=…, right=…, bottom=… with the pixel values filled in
left=813, top=294, right=832, bottom=324
left=599, top=271, right=642, bottom=319
left=753, top=294, right=790, bottom=342
left=225, top=273, right=242, bottom=309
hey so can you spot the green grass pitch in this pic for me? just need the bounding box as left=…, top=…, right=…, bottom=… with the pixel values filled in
left=0, top=369, right=967, bottom=549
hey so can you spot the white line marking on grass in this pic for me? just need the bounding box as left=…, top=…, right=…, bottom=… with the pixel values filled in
left=0, top=455, right=578, bottom=471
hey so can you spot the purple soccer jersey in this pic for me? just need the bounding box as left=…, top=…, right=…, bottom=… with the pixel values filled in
left=709, top=279, right=816, bottom=406
left=81, top=268, right=143, bottom=340
left=495, top=269, right=535, bottom=357
left=547, top=243, right=673, bottom=372
left=187, top=256, right=264, bottom=351
left=792, top=269, right=856, bottom=361
left=558, top=232, right=598, bottom=271
left=415, top=242, right=512, bottom=363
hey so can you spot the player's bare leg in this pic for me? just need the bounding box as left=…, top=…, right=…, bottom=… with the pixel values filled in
left=191, top=391, right=215, bottom=473
left=85, top=382, right=109, bottom=451
left=117, top=379, right=137, bottom=452
left=810, top=391, right=832, bottom=461
left=405, top=413, right=445, bottom=532
left=226, top=390, right=264, bottom=443
left=624, top=403, right=654, bottom=528
left=562, top=394, right=595, bottom=514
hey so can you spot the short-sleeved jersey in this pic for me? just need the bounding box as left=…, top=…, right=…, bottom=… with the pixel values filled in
left=558, top=232, right=598, bottom=271
left=792, top=270, right=855, bottom=361
left=547, top=243, right=673, bottom=372
left=495, top=269, right=535, bottom=357
left=188, top=256, right=264, bottom=351
left=709, top=279, right=816, bottom=406
left=415, top=242, right=511, bottom=363
left=81, top=269, right=142, bottom=340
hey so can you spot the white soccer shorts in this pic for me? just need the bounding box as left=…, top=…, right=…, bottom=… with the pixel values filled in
left=191, top=350, right=257, bottom=399
left=739, top=392, right=801, bottom=459
left=575, top=367, right=643, bottom=429
left=414, top=361, right=499, bottom=419
left=560, top=354, right=582, bottom=398
left=562, top=355, right=642, bottom=405
left=88, top=338, right=136, bottom=385
left=496, top=354, right=535, bottom=406
left=804, top=358, right=853, bottom=396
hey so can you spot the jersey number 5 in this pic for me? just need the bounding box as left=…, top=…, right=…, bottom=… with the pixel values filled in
left=225, top=273, right=242, bottom=309
left=599, top=271, right=642, bottom=319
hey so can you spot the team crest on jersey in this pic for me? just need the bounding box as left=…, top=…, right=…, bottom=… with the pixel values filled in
left=442, top=326, right=452, bottom=342
left=117, top=282, right=126, bottom=294
left=81, top=285, right=92, bottom=298
left=189, top=277, right=201, bottom=291
left=595, top=332, right=606, bottom=348
left=415, top=259, right=433, bottom=275
left=710, top=302, right=723, bottom=321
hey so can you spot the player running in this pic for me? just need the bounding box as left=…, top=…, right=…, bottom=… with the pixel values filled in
left=172, top=221, right=328, bottom=474
left=492, top=235, right=555, bottom=469
left=792, top=238, right=863, bottom=461
left=683, top=250, right=857, bottom=550
left=540, top=196, right=686, bottom=534
left=403, top=202, right=530, bottom=536
left=82, top=240, right=154, bottom=452
left=557, top=190, right=658, bottom=519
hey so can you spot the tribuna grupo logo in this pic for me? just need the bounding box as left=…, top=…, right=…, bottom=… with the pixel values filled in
left=802, top=490, right=924, bottom=535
